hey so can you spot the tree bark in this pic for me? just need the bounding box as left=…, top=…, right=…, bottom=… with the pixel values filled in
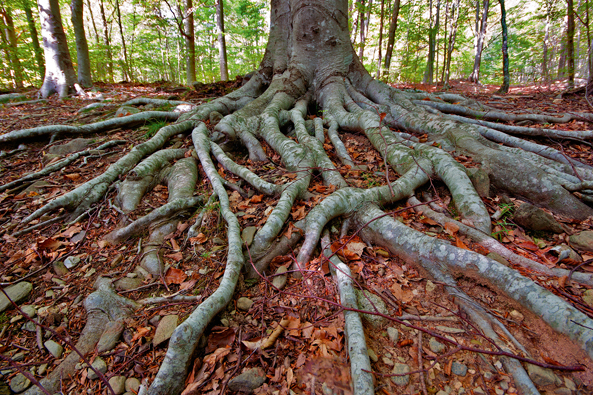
left=498, top=0, right=510, bottom=93
left=37, top=0, right=78, bottom=98
left=443, top=0, right=460, bottom=87
left=469, top=0, right=489, bottom=83
left=0, top=4, right=24, bottom=89
left=184, top=0, right=196, bottom=84
left=382, top=0, right=400, bottom=77
left=23, top=0, right=45, bottom=80
left=70, top=0, right=92, bottom=87
left=215, top=0, right=228, bottom=81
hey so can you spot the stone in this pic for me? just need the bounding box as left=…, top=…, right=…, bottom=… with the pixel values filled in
left=51, top=260, right=69, bottom=276
left=87, top=357, right=107, bottom=380
left=272, top=266, right=288, bottom=290
left=237, top=297, right=254, bottom=311
left=41, top=153, right=61, bottom=165
left=23, top=180, right=53, bottom=195
left=429, top=337, right=446, bottom=353
left=367, top=348, right=378, bottom=363
left=425, top=280, right=436, bottom=293
left=13, top=352, right=25, bottom=361
left=382, top=357, right=394, bottom=366
left=387, top=327, right=399, bottom=343
left=241, top=226, right=257, bottom=247
left=10, top=373, right=31, bottom=393
left=38, top=364, right=48, bottom=375
left=114, top=106, right=140, bottom=117
left=564, top=378, right=576, bottom=391
left=109, top=376, right=126, bottom=395
left=509, top=310, right=524, bottom=322
left=153, top=315, right=179, bottom=347
left=550, top=245, right=582, bottom=264
left=486, top=252, right=510, bottom=267
left=554, top=388, right=572, bottom=395
left=355, top=289, right=388, bottom=327
left=97, top=320, right=124, bottom=353
left=466, top=167, right=490, bottom=198
left=44, top=340, right=63, bottom=358
left=23, top=321, right=36, bottom=332
left=149, top=315, right=161, bottom=326
left=569, top=231, right=593, bottom=252
left=437, top=391, right=448, bottom=395
left=114, top=277, right=143, bottom=291
left=228, top=367, right=266, bottom=393
left=391, top=363, right=410, bottom=386
left=472, top=387, right=486, bottom=395
left=125, top=377, right=141, bottom=393
left=451, top=361, right=468, bottom=377
left=527, top=364, right=558, bottom=387
left=0, top=282, right=32, bottom=312
left=64, top=256, right=81, bottom=269
left=513, top=202, right=564, bottom=233
left=48, top=138, right=94, bottom=156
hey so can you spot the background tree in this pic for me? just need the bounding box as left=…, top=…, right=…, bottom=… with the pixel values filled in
left=469, top=0, right=489, bottom=83
left=498, top=0, right=510, bottom=93
left=70, top=0, right=92, bottom=87
left=37, top=0, right=78, bottom=98
left=0, top=3, right=24, bottom=89
left=216, top=0, right=228, bottom=81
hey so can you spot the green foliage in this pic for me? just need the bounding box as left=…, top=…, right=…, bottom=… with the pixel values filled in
left=144, top=120, right=167, bottom=139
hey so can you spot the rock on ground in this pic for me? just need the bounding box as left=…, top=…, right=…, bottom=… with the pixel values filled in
left=355, top=289, right=388, bottom=327
left=87, top=357, right=107, bottom=380
left=569, top=231, right=593, bottom=252
left=153, top=315, right=179, bottom=347
left=108, top=376, right=126, bottom=395
left=228, top=367, right=266, bottom=393
left=0, top=282, right=32, bottom=313
left=10, top=373, right=31, bottom=393
left=512, top=202, right=564, bottom=233
left=391, top=363, right=410, bottom=386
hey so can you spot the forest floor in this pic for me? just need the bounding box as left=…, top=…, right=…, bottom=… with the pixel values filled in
left=0, top=79, right=592, bottom=395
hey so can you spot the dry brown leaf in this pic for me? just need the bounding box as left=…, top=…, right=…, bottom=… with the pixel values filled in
left=455, top=236, right=470, bottom=250
left=390, top=283, right=414, bottom=303
left=189, top=233, right=208, bottom=245
left=131, top=327, right=151, bottom=342
left=166, top=251, right=183, bottom=262
left=444, top=222, right=459, bottom=235
left=165, top=267, right=187, bottom=284
left=64, top=173, right=81, bottom=180
left=251, top=195, right=263, bottom=203
left=290, top=205, right=306, bottom=220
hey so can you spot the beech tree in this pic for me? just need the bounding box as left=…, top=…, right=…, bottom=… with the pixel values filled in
left=3, top=0, right=593, bottom=394
left=37, top=0, right=79, bottom=98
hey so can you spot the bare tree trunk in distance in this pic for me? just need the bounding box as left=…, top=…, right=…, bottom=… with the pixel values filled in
left=498, top=0, right=510, bottom=93
left=375, top=0, right=384, bottom=78
left=0, top=4, right=24, bottom=89
left=185, top=0, right=196, bottom=84
left=567, top=0, right=575, bottom=87
left=115, top=0, right=131, bottom=81
left=423, top=0, right=440, bottom=84
left=443, top=0, right=460, bottom=88
left=23, top=0, right=45, bottom=80
left=70, top=0, right=92, bottom=87
left=37, top=0, right=78, bottom=98
left=216, top=0, right=228, bottom=81
left=99, top=0, right=114, bottom=82
left=469, top=0, right=489, bottom=83
left=383, top=0, right=400, bottom=77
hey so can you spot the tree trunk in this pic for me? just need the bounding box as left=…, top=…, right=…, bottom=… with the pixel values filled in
left=469, top=0, right=489, bottom=83
left=543, top=0, right=554, bottom=83
left=375, top=0, right=384, bottom=78
left=37, top=0, right=78, bottom=98
left=568, top=0, right=576, bottom=87
left=216, top=0, right=228, bottom=81
left=358, top=0, right=373, bottom=61
left=115, top=0, right=131, bottom=81
left=498, top=0, right=510, bottom=93
left=23, top=0, right=45, bottom=80
left=85, top=0, right=102, bottom=80
left=423, top=0, right=440, bottom=84
left=70, top=0, right=92, bottom=87
left=382, top=0, right=400, bottom=77
left=443, top=0, right=460, bottom=87
left=99, top=0, right=114, bottom=82
left=0, top=5, right=24, bottom=89
left=184, top=0, right=196, bottom=84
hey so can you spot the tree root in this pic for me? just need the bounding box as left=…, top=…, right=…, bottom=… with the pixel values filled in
left=0, top=111, right=181, bottom=144
left=355, top=203, right=593, bottom=360
left=321, top=232, right=374, bottom=395
left=23, top=278, right=138, bottom=395
left=407, top=196, right=593, bottom=286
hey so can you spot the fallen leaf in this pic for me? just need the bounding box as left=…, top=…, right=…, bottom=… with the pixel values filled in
left=205, top=327, right=236, bottom=353
left=291, top=205, right=306, bottom=220
left=166, top=251, right=183, bottom=262
left=455, top=236, right=469, bottom=250
left=444, top=222, right=459, bottom=235
left=131, top=327, right=151, bottom=342
left=180, top=279, right=197, bottom=291
left=37, top=238, right=64, bottom=251
left=251, top=195, right=263, bottom=203
left=64, top=173, right=81, bottom=180
left=165, top=267, right=187, bottom=284
left=189, top=233, right=208, bottom=244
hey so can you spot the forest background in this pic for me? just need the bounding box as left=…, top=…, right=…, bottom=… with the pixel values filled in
left=1, top=0, right=590, bottom=90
